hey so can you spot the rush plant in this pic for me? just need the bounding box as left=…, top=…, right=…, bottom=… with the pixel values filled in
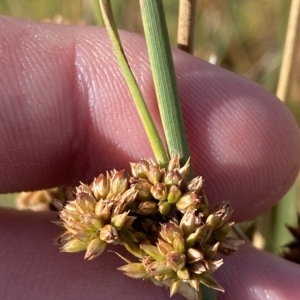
left=53, top=1, right=244, bottom=299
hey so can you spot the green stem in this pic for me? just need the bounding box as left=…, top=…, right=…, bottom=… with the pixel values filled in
left=261, top=0, right=300, bottom=254
left=99, top=0, right=169, bottom=166
left=139, top=0, right=190, bottom=165
left=265, top=183, right=298, bottom=254
left=201, top=285, right=218, bottom=300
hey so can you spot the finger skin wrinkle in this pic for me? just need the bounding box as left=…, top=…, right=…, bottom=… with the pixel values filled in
left=0, top=18, right=80, bottom=191
left=175, top=58, right=300, bottom=220
left=0, top=208, right=183, bottom=300
left=215, top=245, right=300, bottom=300
left=72, top=29, right=157, bottom=173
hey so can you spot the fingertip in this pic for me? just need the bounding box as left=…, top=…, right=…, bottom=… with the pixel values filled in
left=173, top=53, right=300, bottom=220
left=0, top=209, right=183, bottom=300
left=215, top=244, right=300, bottom=300
left=1, top=17, right=299, bottom=223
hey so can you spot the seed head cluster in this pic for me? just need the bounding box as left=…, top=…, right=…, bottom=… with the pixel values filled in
left=55, top=156, right=243, bottom=296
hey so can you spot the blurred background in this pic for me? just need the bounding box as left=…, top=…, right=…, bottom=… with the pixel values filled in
left=0, top=0, right=296, bottom=95
left=0, top=0, right=299, bottom=254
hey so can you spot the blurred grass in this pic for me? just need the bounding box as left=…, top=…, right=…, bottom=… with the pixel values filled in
left=0, top=0, right=296, bottom=98
left=0, top=0, right=299, bottom=254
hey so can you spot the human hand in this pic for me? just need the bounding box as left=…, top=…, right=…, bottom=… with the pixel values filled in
left=0, top=16, right=299, bottom=299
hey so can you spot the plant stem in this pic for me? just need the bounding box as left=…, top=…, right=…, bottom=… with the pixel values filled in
left=177, top=0, right=197, bottom=54
left=177, top=1, right=216, bottom=299
left=201, top=285, right=218, bottom=300
left=265, top=184, right=298, bottom=254
left=98, top=0, right=169, bottom=166
left=260, top=0, right=300, bottom=254
left=139, top=0, right=190, bottom=165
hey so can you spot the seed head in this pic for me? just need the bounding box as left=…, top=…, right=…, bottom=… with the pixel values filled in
left=110, top=170, right=129, bottom=196
left=167, top=185, right=182, bottom=204
left=148, top=165, right=163, bottom=184
left=130, top=160, right=150, bottom=179
left=55, top=156, right=243, bottom=298
left=84, top=238, right=107, bottom=260
left=91, top=173, right=110, bottom=200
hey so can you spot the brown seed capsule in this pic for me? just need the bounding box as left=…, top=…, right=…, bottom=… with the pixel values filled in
left=189, top=274, right=200, bottom=291
left=131, top=178, right=152, bottom=200
left=207, top=259, right=223, bottom=272
left=185, top=224, right=211, bottom=249
left=186, top=248, right=203, bottom=264
left=151, top=182, right=168, bottom=201
left=189, top=260, right=207, bottom=274
left=158, top=201, right=172, bottom=216
left=180, top=209, right=196, bottom=236
left=218, top=237, right=244, bottom=255
left=187, top=176, right=204, bottom=194
left=204, top=242, right=220, bottom=261
left=111, top=211, right=129, bottom=230
left=146, top=260, right=173, bottom=277
left=164, top=170, right=181, bottom=186
left=91, top=173, right=110, bottom=200
left=157, top=238, right=173, bottom=256
left=81, top=212, right=102, bottom=227
left=178, top=157, right=191, bottom=182
left=198, top=273, right=225, bottom=292
left=123, top=241, right=143, bottom=258
left=176, top=266, right=190, bottom=280
left=60, top=208, right=80, bottom=223
left=55, top=231, right=73, bottom=245
left=166, top=251, right=186, bottom=271
left=138, top=201, right=157, bottom=215
left=122, top=215, right=136, bottom=230
left=84, top=238, right=107, bottom=260
left=118, top=262, right=149, bottom=279
left=110, top=170, right=129, bottom=195
left=99, top=224, right=118, bottom=243
left=176, top=192, right=201, bottom=212
left=167, top=185, right=182, bottom=204
left=167, top=155, right=181, bottom=171
left=212, top=222, right=235, bottom=239
left=148, top=165, right=162, bottom=184
left=73, top=230, right=96, bottom=242
left=95, top=200, right=112, bottom=222
left=60, top=238, right=88, bottom=253
left=206, top=203, right=232, bottom=229
left=160, top=223, right=184, bottom=244
left=75, top=192, right=97, bottom=214
left=76, top=182, right=93, bottom=195
left=170, top=278, right=181, bottom=297
left=140, top=244, right=165, bottom=261
left=172, top=236, right=185, bottom=253
left=65, top=221, right=87, bottom=235
left=114, top=188, right=138, bottom=214
left=130, top=160, right=150, bottom=179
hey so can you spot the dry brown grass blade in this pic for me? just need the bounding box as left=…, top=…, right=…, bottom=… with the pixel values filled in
left=177, top=0, right=197, bottom=54
left=276, top=0, right=300, bottom=102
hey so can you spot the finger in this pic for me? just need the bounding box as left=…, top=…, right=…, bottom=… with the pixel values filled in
left=0, top=209, right=184, bottom=300
left=2, top=209, right=300, bottom=300
left=215, top=243, right=300, bottom=300
left=0, top=16, right=299, bottom=220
